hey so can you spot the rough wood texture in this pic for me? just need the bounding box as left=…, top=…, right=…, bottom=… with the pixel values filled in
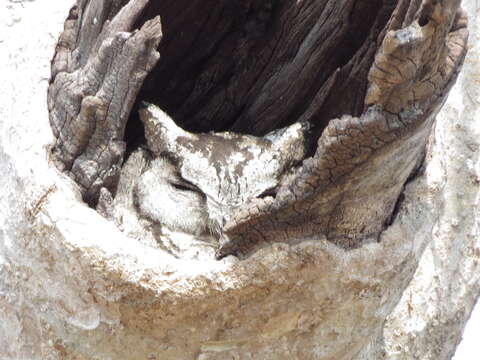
left=219, top=0, right=468, bottom=257
left=2, top=1, right=480, bottom=358
left=48, top=0, right=468, bottom=258
left=48, top=0, right=162, bottom=204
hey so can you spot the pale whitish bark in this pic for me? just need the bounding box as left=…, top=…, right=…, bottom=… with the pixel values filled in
left=382, top=0, right=480, bottom=357
left=0, top=1, right=478, bottom=360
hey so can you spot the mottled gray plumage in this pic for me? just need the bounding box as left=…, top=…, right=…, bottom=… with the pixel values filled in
left=132, top=102, right=310, bottom=239
left=135, top=157, right=210, bottom=236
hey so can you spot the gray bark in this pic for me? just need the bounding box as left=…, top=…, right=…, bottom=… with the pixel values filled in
left=48, top=0, right=468, bottom=259
left=1, top=1, right=479, bottom=360
left=48, top=0, right=162, bottom=204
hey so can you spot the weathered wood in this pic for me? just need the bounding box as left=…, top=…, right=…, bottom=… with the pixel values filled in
left=48, top=0, right=468, bottom=258
left=48, top=0, right=162, bottom=204
left=219, top=0, right=468, bottom=257
left=139, top=0, right=397, bottom=135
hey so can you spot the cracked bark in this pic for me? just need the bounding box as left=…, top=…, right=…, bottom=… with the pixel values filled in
left=48, top=0, right=468, bottom=258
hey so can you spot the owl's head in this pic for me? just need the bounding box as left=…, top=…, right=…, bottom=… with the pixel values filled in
left=134, top=157, right=211, bottom=236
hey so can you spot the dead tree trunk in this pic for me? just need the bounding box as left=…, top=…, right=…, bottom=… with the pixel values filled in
left=48, top=0, right=468, bottom=258
left=3, top=1, right=480, bottom=359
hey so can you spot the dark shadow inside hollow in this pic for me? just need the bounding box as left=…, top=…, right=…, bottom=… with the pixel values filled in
left=124, top=0, right=397, bottom=154
left=124, top=103, right=146, bottom=157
